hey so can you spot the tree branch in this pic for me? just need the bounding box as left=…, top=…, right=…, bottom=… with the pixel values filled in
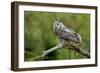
left=33, top=44, right=63, bottom=60
left=76, top=48, right=90, bottom=58
left=33, top=43, right=90, bottom=60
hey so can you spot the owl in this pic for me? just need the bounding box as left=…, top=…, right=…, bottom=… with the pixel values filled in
left=53, top=19, right=81, bottom=49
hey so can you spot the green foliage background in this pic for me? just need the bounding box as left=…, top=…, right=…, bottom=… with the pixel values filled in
left=24, top=11, right=90, bottom=61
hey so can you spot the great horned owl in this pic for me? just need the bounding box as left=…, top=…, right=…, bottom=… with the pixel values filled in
left=53, top=19, right=81, bottom=49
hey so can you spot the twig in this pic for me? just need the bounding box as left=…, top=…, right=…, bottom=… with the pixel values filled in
left=76, top=48, right=90, bottom=58
left=33, top=44, right=63, bottom=60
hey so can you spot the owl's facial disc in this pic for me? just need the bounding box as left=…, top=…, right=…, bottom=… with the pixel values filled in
left=53, top=21, right=61, bottom=31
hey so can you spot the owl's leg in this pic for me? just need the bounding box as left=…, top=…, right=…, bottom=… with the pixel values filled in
left=59, top=39, right=64, bottom=44
left=59, top=39, right=68, bottom=47
left=73, top=42, right=81, bottom=49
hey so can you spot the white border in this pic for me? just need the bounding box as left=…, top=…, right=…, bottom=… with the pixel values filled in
left=18, top=5, right=96, bottom=68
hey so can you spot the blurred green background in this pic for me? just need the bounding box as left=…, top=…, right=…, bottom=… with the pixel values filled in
left=24, top=11, right=90, bottom=61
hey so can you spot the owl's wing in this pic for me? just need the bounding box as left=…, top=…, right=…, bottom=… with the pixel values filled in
left=59, top=28, right=79, bottom=42
left=65, top=27, right=76, bottom=34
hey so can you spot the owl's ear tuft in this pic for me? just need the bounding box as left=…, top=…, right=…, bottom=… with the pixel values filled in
left=59, top=18, right=63, bottom=23
left=58, top=18, right=61, bottom=22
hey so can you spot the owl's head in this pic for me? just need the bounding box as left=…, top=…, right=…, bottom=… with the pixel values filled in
left=53, top=19, right=65, bottom=31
